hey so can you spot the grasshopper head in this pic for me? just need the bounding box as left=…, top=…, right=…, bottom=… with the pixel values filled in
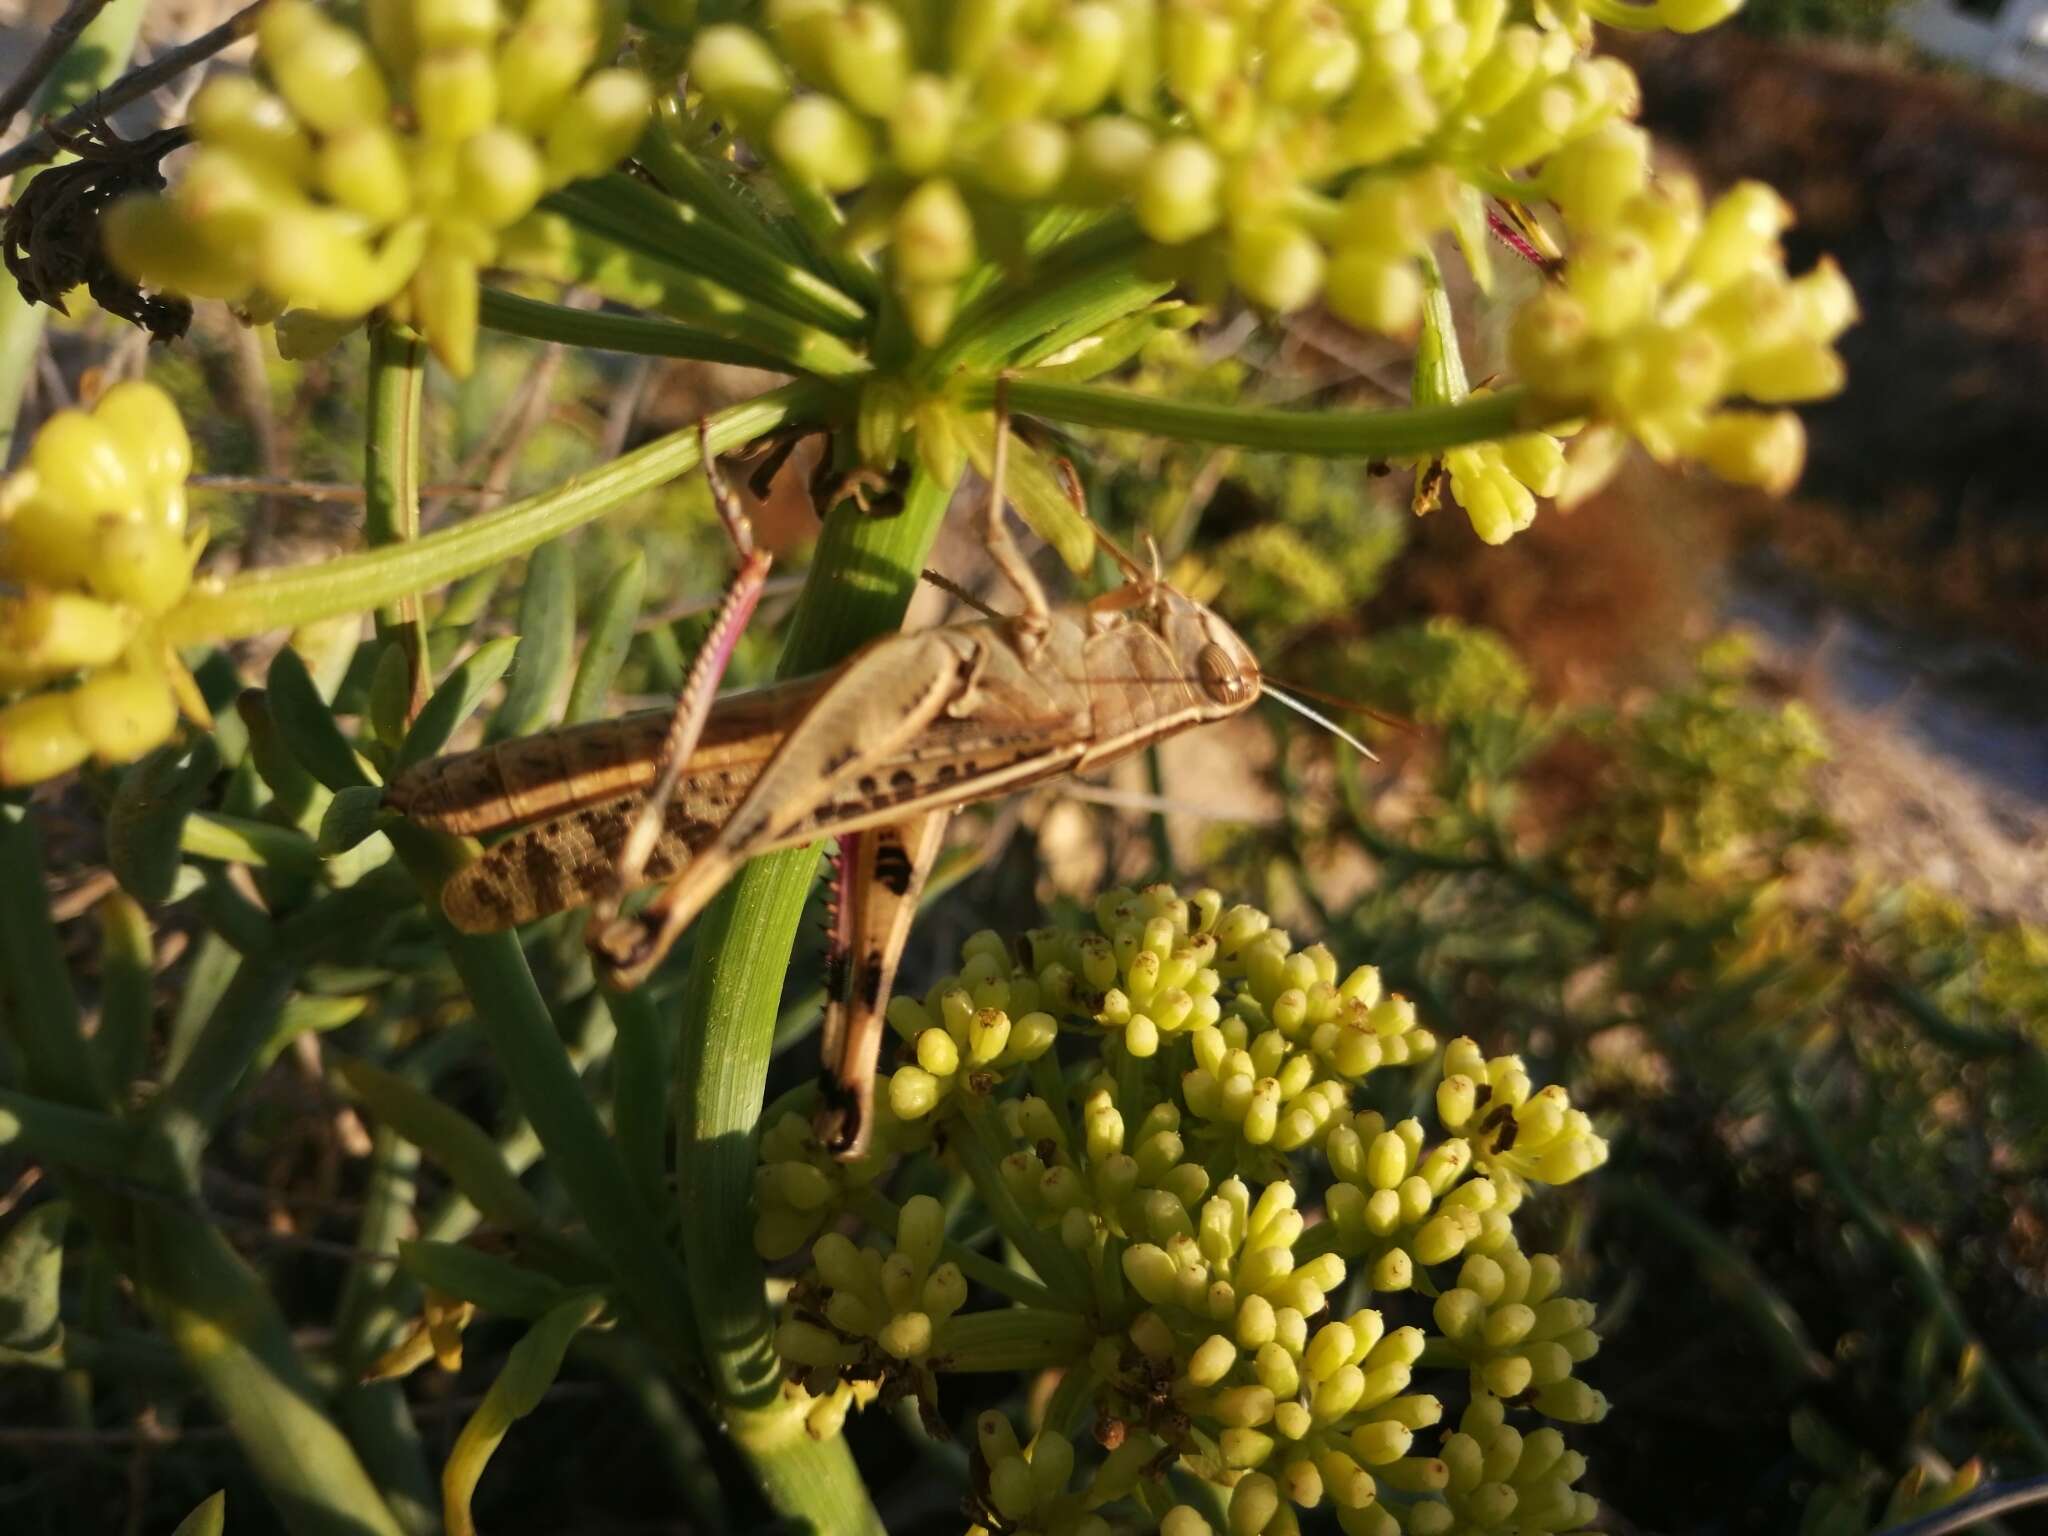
left=1154, top=585, right=1261, bottom=719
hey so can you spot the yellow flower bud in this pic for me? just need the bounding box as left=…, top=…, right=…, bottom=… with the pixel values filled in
left=319, top=125, right=413, bottom=224
left=1136, top=137, right=1223, bottom=245
left=263, top=5, right=392, bottom=135
left=1686, top=409, right=1804, bottom=494
left=103, top=193, right=255, bottom=303
left=545, top=68, right=654, bottom=184
left=190, top=75, right=315, bottom=181
left=1229, top=223, right=1326, bottom=315
left=1327, top=249, right=1422, bottom=336
left=416, top=46, right=499, bottom=143
left=90, top=521, right=196, bottom=616
left=1, top=592, right=133, bottom=677
left=824, top=3, right=911, bottom=116
left=771, top=95, right=874, bottom=191
left=70, top=665, right=179, bottom=765
left=0, top=693, right=94, bottom=785
left=888, top=73, right=958, bottom=176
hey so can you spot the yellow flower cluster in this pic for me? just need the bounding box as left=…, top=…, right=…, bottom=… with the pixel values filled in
left=1431, top=1249, right=1604, bottom=1414
left=967, top=1414, right=1162, bottom=1536
left=687, top=0, right=1730, bottom=343
left=751, top=1108, right=896, bottom=1260
left=882, top=929, right=1061, bottom=1124
left=775, top=1194, right=967, bottom=1383
left=1434, top=1037, right=1610, bottom=1196
left=0, top=383, right=201, bottom=784
left=1516, top=124, right=1857, bottom=492
left=106, top=0, right=650, bottom=374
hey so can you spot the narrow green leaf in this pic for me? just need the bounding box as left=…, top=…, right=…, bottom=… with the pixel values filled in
left=397, top=636, right=521, bottom=770
left=542, top=173, right=868, bottom=335
left=479, top=289, right=793, bottom=374
left=108, top=736, right=221, bottom=905
left=96, top=889, right=154, bottom=1086
left=332, top=1055, right=547, bottom=1238
left=564, top=553, right=646, bottom=725
left=169, top=1492, right=226, bottom=1536
left=319, top=785, right=390, bottom=857
left=442, top=1295, right=605, bottom=1536
left=489, top=543, right=576, bottom=742
left=0, top=809, right=108, bottom=1111
left=258, top=994, right=370, bottom=1073
left=265, top=648, right=375, bottom=793
left=396, top=1239, right=568, bottom=1319
left=369, top=642, right=415, bottom=752
left=237, top=688, right=325, bottom=828
left=0, top=1089, right=134, bottom=1175
left=436, top=565, right=504, bottom=631
left=181, top=812, right=322, bottom=877
left=0, top=1200, right=69, bottom=1353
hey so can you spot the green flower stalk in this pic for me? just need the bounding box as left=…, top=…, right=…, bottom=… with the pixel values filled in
left=754, top=883, right=1612, bottom=1533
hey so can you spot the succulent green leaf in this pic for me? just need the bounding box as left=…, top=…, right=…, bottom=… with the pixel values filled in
left=108, top=735, right=221, bottom=905
left=396, top=1239, right=571, bottom=1319
left=265, top=646, right=376, bottom=793
left=489, top=542, right=577, bottom=742
left=442, top=1294, right=606, bottom=1536
left=565, top=552, right=646, bottom=725
left=168, top=1492, right=226, bottom=1536
left=397, top=636, right=521, bottom=769
left=331, top=1054, right=547, bottom=1238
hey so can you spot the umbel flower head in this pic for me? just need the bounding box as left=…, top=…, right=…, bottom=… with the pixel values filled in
left=0, top=382, right=203, bottom=784
left=757, top=883, right=1613, bottom=1534
left=687, top=0, right=1744, bottom=345
left=105, top=0, right=650, bottom=374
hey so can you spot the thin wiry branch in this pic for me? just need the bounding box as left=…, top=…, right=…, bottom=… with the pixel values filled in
left=0, top=0, right=263, bottom=184
left=0, top=0, right=111, bottom=141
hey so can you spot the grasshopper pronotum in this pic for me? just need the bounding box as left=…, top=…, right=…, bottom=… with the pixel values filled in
left=389, top=394, right=1356, bottom=1155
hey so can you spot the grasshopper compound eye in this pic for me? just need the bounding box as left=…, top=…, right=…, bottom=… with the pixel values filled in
left=1197, top=641, right=1252, bottom=705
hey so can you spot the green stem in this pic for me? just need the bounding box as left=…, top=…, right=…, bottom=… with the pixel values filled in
left=0, top=1086, right=135, bottom=1175
left=640, top=98, right=807, bottom=266
left=1602, top=1176, right=1831, bottom=1388
left=671, top=468, right=957, bottom=1528
left=949, top=1093, right=1093, bottom=1305
left=163, top=381, right=834, bottom=645
left=934, top=1308, right=1095, bottom=1373
left=364, top=321, right=431, bottom=705
left=479, top=287, right=796, bottom=372
left=145, top=959, right=297, bottom=1178
left=968, top=376, right=1552, bottom=458
left=1777, top=1069, right=2048, bottom=1468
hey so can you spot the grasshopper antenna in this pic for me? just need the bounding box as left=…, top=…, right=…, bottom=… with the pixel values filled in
left=1263, top=682, right=1381, bottom=761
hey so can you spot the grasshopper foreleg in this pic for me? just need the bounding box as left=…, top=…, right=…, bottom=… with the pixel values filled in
left=590, top=423, right=772, bottom=961
left=984, top=375, right=1052, bottom=654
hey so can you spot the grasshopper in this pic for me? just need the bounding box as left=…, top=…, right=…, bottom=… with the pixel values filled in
left=389, top=393, right=1346, bottom=1157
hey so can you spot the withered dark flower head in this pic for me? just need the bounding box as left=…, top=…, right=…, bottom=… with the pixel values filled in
left=2, top=116, right=191, bottom=341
